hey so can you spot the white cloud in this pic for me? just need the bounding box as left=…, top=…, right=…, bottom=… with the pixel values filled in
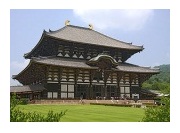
left=73, top=9, right=154, bottom=31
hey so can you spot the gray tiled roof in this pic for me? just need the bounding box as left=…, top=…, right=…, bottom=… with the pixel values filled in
left=33, top=57, right=98, bottom=69
left=13, top=57, right=159, bottom=83
left=141, top=89, right=159, bottom=95
left=116, top=63, right=159, bottom=73
left=10, top=84, right=45, bottom=93
left=45, top=25, right=143, bottom=50
left=33, top=57, right=159, bottom=73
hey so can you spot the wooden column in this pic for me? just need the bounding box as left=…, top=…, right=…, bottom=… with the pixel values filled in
left=104, top=84, right=107, bottom=99
left=103, top=70, right=110, bottom=99
left=85, top=70, right=89, bottom=99
left=129, top=73, right=132, bottom=99
left=42, top=66, right=48, bottom=99
left=116, top=72, right=120, bottom=97
left=58, top=68, right=62, bottom=99
left=117, top=72, right=123, bottom=98
left=89, top=70, right=95, bottom=99
left=74, top=69, right=79, bottom=99
left=85, top=70, right=91, bottom=99
left=114, top=72, right=118, bottom=97
left=44, top=65, right=49, bottom=84
left=32, top=92, right=34, bottom=100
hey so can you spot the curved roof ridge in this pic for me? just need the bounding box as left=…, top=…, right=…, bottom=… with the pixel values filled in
left=47, top=25, right=68, bottom=33
left=47, top=25, right=92, bottom=35
left=47, top=25, right=91, bottom=34
left=68, top=25, right=91, bottom=30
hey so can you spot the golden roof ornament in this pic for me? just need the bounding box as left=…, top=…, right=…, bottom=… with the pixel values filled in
left=65, top=20, right=70, bottom=26
left=89, top=24, right=93, bottom=30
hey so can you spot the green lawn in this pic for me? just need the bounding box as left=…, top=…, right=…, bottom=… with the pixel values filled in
left=17, top=104, right=145, bottom=122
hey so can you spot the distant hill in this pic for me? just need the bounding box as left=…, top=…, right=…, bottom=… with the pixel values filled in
left=150, top=64, right=170, bottom=83
left=142, top=64, right=170, bottom=92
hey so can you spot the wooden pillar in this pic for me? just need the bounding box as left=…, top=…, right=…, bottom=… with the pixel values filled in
left=117, top=72, right=123, bottom=98
left=32, top=92, right=34, bottom=100
left=116, top=72, right=120, bottom=98
left=129, top=73, right=132, bottom=99
left=104, top=84, right=107, bottom=99
left=44, top=65, right=49, bottom=84
left=89, top=84, right=93, bottom=99
left=113, top=72, right=117, bottom=97
left=58, top=68, right=62, bottom=99
left=74, top=69, right=79, bottom=99
left=41, top=66, right=48, bottom=99
left=89, top=70, right=95, bottom=99
left=103, top=70, right=110, bottom=99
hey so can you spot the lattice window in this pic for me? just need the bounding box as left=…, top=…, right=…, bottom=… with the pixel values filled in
left=61, top=93, right=67, bottom=98
left=68, top=85, right=74, bottom=92
left=47, top=92, right=58, bottom=99
left=68, top=93, right=74, bottom=98
left=47, top=92, right=52, bottom=98
left=125, top=87, right=130, bottom=93
left=61, top=84, right=74, bottom=98
left=120, top=87, right=124, bottom=93
left=53, top=92, right=58, bottom=98
left=61, top=85, right=67, bottom=91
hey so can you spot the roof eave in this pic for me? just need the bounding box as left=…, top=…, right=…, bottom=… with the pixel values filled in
left=12, top=60, right=34, bottom=80
left=33, top=59, right=98, bottom=70
left=24, top=31, right=47, bottom=59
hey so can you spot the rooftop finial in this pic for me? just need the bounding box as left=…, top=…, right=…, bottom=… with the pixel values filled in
left=89, top=24, right=93, bottom=30
left=65, top=20, right=70, bottom=26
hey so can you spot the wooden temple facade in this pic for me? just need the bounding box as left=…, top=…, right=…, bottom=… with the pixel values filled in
left=11, top=23, right=159, bottom=100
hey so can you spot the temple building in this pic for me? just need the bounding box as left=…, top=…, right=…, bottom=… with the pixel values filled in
left=11, top=22, right=159, bottom=100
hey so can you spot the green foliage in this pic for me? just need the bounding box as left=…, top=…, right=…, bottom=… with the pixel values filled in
left=142, top=63, right=170, bottom=120
left=142, top=72, right=170, bottom=122
left=11, top=108, right=66, bottom=122
left=10, top=94, right=66, bottom=122
left=142, top=96, right=170, bottom=122
left=150, top=64, right=170, bottom=83
left=142, top=64, right=170, bottom=92
left=19, top=98, right=28, bottom=105
left=10, top=94, right=20, bottom=110
left=142, top=82, right=152, bottom=90
left=142, top=81, right=170, bottom=91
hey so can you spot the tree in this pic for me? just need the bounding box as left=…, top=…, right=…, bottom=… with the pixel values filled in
left=142, top=82, right=152, bottom=89
left=142, top=96, right=170, bottom=122
left=142, top=84, right=170, bottom=122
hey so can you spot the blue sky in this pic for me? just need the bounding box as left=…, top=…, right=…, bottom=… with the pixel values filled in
left=10, top=9, right=170, bottom=86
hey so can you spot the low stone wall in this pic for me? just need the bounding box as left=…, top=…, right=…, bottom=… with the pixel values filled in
left=32, top=99, right=155, bottom=105
left=33, top=99, right=80, bottom=104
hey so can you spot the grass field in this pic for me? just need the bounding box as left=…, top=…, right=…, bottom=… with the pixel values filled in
left=17, top=104, right=145, bottom=122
